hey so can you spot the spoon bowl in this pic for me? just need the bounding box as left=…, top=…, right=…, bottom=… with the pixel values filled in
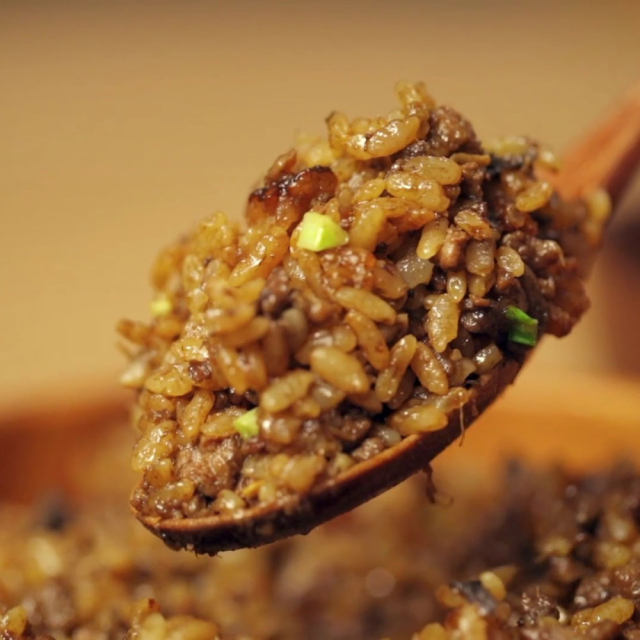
left=137, top=85, right=640, bottom=554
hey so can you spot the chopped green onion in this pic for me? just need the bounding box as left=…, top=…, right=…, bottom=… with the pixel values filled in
left=505, top=305, right=538, bottom=346
left=150, top=294, right=172, bottom=317
left=509, top=323, right=538, bottom=346
left=296, top=211, right=349, bottom=251
left=233, top=408, right=259, bottom=439
left=505, top=306, right=536, bottom=325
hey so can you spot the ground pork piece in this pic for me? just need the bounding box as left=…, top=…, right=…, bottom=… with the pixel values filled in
left=176, top=437, right=243, bottom=498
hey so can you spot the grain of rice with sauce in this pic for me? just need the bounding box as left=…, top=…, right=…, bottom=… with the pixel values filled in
left=118, top=82, right=608, bottom=522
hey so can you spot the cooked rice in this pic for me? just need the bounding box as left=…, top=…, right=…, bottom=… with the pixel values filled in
left=118, top=82, right=607, bottom=524
left=4, top=462, right=640, bottom=639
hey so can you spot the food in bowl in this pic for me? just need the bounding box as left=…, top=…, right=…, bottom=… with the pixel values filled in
left=2, top=460, right=640, bottom=639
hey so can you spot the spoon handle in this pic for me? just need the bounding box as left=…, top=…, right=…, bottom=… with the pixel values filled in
left=554, top=84, right=640, bottom=205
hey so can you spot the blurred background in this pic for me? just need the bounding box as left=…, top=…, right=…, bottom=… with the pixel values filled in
left=1, top=0, right=639, bottom=410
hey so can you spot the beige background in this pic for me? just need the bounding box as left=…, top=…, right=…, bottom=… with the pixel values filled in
left=1, top=0, right=639, bottom=409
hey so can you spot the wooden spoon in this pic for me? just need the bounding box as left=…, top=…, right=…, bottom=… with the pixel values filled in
left=140, top=88, right=640, bottom=554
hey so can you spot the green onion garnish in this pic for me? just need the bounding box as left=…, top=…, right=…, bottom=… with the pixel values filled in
left=296, top=211, right=349, bottom=251
left=505, top=305, right=538, bottom=347
left=150, top=294, right=172, bottom=317
left=233, top=408, right=259, bottom=439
